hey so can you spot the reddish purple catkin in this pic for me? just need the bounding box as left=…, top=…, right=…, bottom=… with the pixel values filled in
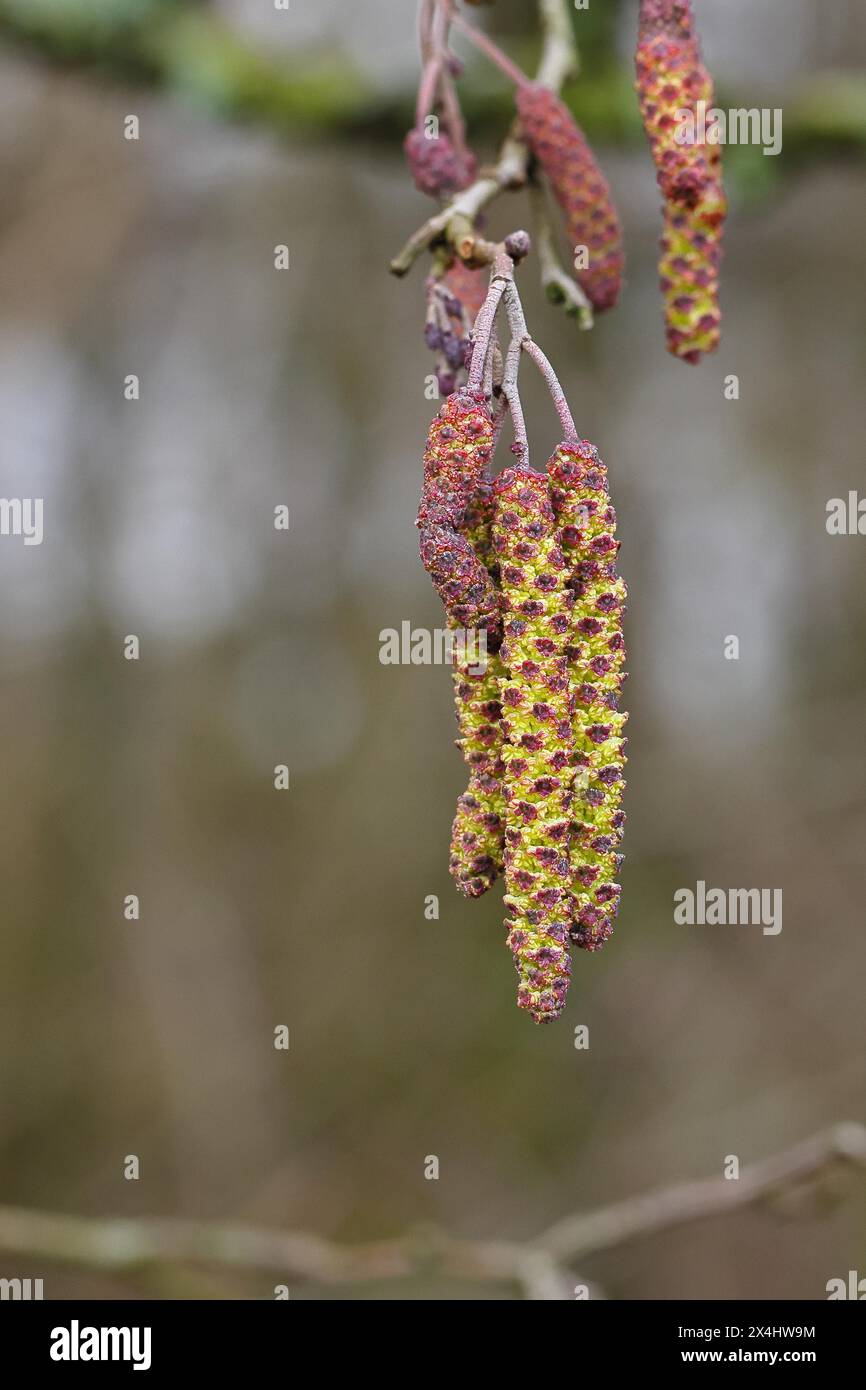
left=425, top=260, right=489, bottom=398
left=515, top=84, right=624, bottom=313
left=548, top=442, right=628, bottom=951
left=493, top=465, right=575, bottom=1023
left=449, top=478, right=507, bottom=897
left=416, top=391, right=501, bottom=638
left=404, top=127, right=477, bottom=199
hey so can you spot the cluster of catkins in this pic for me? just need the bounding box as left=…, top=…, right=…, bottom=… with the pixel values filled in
left=400, top=2, right=732, bottom=1020
left=416, top=377, right=627, bottom=1024
left=635, top=0, right=726, bottom=362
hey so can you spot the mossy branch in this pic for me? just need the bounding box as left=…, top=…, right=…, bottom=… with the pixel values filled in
left=0, top=2, right=864, bottom=151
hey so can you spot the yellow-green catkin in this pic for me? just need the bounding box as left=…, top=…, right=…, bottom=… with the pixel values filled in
left=449, top=478, right=507, bottom=897
left=492, top=465, right=574, bottom=1022
left=635, top=0, right=726, bottom=362
left=548, top=442, right=628, bottom=952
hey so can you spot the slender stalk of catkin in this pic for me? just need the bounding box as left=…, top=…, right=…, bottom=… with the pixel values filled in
left=515, top=84, right=624, bottom=313
left=548, top=440, right=628, bottom=952
left=493, top=465, right=575, bottom=1022
left=449, top=478, right=507, bottom=897
left=416, top=391, right=501, bottom=639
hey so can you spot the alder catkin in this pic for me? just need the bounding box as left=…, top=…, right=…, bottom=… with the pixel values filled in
left=416, top=391, right=500, bottom=638
left=634, top=0, right=726, bottom=362
left=449, top=478, right=506, bottom=897
left=493, top=465, right=574, bottom=1022
left=442, top=258, right=488, bottom=325
left=635, top=0, right=715, bottom=207
left=659, top=196, right=723, bottom=363
left=515, top=83, right=624, bottom=313
left=404, top=127, right=477, bottom=199
left=548, top=441, right=628, bottom=952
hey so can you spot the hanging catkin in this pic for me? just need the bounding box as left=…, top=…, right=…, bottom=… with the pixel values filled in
left=548, top=441, right=628, bottom=951
left=416, top=391, right=501, bottom=638
left=449, top=477, right=507, bottom=897
left=635, top=0, right=715, bottom=207
left=659, top=196, right=723, bottom=363
left=493, top=465, right=574, bottom=1022
left=515, top=84, right=624, bottom=313
left=634, top=0, right=726, bottom=362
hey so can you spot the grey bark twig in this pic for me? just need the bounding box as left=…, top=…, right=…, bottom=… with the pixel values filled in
left=0, top=1124, right=862, bottom=1299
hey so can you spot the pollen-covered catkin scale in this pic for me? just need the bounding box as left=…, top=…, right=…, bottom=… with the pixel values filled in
left=493, top=466, right=574, bottom=1022
left=416, top=391, right=500, bottom=638
left=449, top=478, right=507, bottom=897
left=515, top=84, right=624, bottom=313
left=548, top=442, right=628, bottom=951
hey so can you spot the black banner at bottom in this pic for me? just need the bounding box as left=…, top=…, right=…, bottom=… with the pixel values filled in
left=1, top=1298, right=859, bottom=1373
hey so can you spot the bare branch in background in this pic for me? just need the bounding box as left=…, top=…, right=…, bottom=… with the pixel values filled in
left=0, top=1124, right=863, bottom=1299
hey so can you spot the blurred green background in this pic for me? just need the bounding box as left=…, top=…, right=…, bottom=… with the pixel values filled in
left=0, top=0, right=865, bottom=1299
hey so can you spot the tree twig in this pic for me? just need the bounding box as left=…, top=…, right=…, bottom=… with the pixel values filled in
left=535, top=0, right=580, bottom=90
left=390, top=0, right=575, bottom=277
left=532, top=184, right=594, bottom=330
left=538, top=1120, right=866, bottom=1263
left=0, top=1124, right=862, bottom=1298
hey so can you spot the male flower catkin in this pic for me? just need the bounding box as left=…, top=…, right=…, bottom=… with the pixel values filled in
left=659, top=197, right=723, bottom=363
left=635, top=0, right=715, bottom=207
left=515, top=84, right=624, bottom=313
left=548, top=442, right=627, bottom=951
left=493, top=465, right=574, bottom=1022
left=449, top=477, right=507, bottom=897
left=634, top=0, right=726, bottom=362
left=416, top=390, right=500, bottom=638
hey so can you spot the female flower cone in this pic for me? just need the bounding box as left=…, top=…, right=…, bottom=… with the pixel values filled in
left=515, top=84, right=624, bottom=313
left=449, top=478, right=507, bottom=897
left=548, top=441, right=628, bottom=951
left=493, top=465, right=574, bottom=1022
left=404, top=127, right=477, bottom=199
left=416, top=390, right=500, bottom=637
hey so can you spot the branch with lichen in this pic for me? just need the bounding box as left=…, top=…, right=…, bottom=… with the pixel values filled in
left=0, top=1123, right=863, bottom=1299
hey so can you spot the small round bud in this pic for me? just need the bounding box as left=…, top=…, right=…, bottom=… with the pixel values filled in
left=504, top=229, right=532, bottom=262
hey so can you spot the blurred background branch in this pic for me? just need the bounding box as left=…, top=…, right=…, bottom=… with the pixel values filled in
left=0, top=0, right=865, bottom=153
left=1, top=1124, right=863, bottom=1299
